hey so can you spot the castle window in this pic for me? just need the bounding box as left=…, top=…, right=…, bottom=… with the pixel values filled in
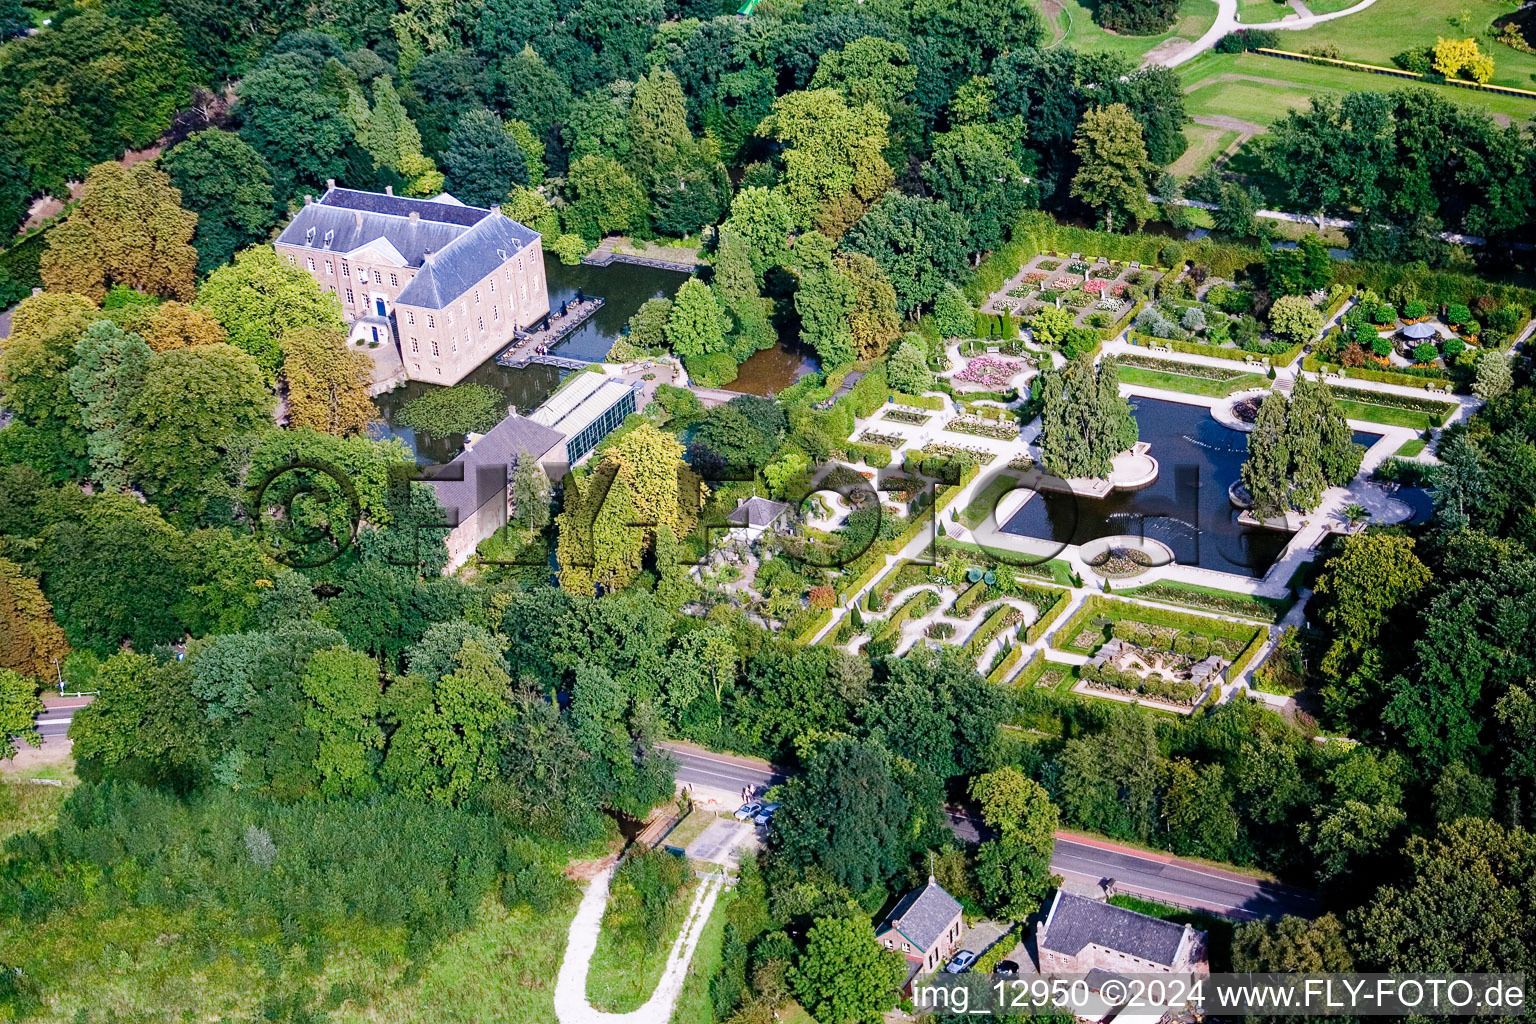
left=324, top=260, right=333, bottom=275
left=427, top=315, right=436, bottom=329
left=341, top=260, right=350, bottom=276
left=489, top=280, right=495, bottom=294
left=478, top=317, right=484, bottom=332
left=305, top=227, right=315, bottom=244
left=493, top=307, right=499, bottom=321
left=306, top=257, right=316, bottom=271
left=431, top=340, right=439, bottom=357
left=286, top=254, right=295, bottom=265
left=373, top=270, right=382, bottom=284
left=345, top=288, right=354, bottom=303
left=475, top=290, right=480, bottom=305
left=390, top=273, right=398, bottom=287
left=411, top=339, right=419, bottom=353
left=406, top=311, right=415, bottom=325
left=446, top=311, right=453, bottom=326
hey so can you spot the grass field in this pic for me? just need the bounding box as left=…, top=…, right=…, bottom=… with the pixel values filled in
left=1116, top=578, right=1292, bottom=621
left=960, top=472, right=1027, bottom=529
left=1117, top=364, right=1269, bottom=396
left=1334, top=396, right=1456, bottom=428
left=668, top=892, right=730, bottom=1024
left=1277, top=0, right=1536, bottom=92
left=1169, top=123, right=1240, bottom=175
left=1236, top=0, right=1289, bottom=22
left=588, top=878, right=700, bottom=1012
left=1394, top=438, right=1428, bottom=457
left=1179, top=52, right=1536, bottom=128
left=1045, top=0, right=1218, bottom=62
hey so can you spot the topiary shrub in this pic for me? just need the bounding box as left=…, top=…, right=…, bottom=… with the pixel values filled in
left=685, top=352, right=738, bottom=388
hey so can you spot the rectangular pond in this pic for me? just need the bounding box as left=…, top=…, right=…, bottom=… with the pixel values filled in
left=1000, top=396, right=1383, bottom=578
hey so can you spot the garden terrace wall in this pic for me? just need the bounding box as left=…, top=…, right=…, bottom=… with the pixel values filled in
left=1303, top=354, right=1452, bottom=391
left=1130, top=332, right=1306, bottom=366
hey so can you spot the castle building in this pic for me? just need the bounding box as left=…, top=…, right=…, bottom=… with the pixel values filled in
left=274, top=184, right=549, bottom=385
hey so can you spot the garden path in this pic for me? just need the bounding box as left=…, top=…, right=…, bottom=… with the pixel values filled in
left=1155, top=0, right=1383, bottom=69
left=553, top=866, right=724, bottom=1024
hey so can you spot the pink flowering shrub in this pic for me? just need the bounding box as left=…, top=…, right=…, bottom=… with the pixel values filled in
left=1084, top=279, right=1110, bottom=294
left=955, top=356, right=1023, bottom=387
left=1023, top=272, right=1048, bottom=285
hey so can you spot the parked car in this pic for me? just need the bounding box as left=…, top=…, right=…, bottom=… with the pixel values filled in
left=944, top=950, right=977, bottom=974
left=752, top=803, right=780, bottom=825
left=994, top=960, right=1020, bottom=977
left=733, top=802, right=762, bottom=821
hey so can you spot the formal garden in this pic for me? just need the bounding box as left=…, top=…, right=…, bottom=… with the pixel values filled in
left=978, top=252, right=1166, bottom=356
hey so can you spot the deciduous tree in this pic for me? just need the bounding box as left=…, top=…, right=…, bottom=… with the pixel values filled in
left=444, top=108, right=529, bottom=207
left=41, top=162, right=199, bottom=302
left=791, top=915, right=904, bottom=1024
left=198, top=246, right=349, bottom=378
left=160, top=129, right=279, bottom=274
left=1070, top=104, right=1153, bottom=233
left=0, top=559, right=69, bottom=684
left=970, top=766, right=1060, bottom=919
left=280, top=326, right=377, bottom=436
left=0, top=668, right=44, bottom=761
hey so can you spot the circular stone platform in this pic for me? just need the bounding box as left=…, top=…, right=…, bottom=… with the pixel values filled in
left=1079, top=534, right=1177, bottom=574
left=1211, top=389, right=1271, bottom=434
left=1228, top=479, right=1253, bottom=509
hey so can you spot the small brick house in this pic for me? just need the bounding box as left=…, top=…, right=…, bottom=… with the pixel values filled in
left=1036, top=891, right=1210, bottom=977
left=876, top=877, right=964, bottom=993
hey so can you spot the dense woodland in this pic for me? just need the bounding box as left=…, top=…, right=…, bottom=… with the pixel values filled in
left=2, top=0, right=1536, bottom=1019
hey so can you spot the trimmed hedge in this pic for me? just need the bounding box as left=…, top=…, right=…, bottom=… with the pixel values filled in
left=1325, top=385, right=1458, bottom=416
left=1302, top=355, right=1452, bottom=391
left=788, top=608, right=833, bottom=645
left=986, top=644, right=1025, bottom=684
left=847, top=442, right=893, bottom=468
left=967, top=603, right=1024, bottom=655
left=1020, top=585, right=1072, bottom=645
left=1116, top=582, right=1288, bottom=623
left=890, top=391, right=945, bottom=410
left=951, top=580, right=992, bottom=617
left=1226, top=629, right=1269, bottom=684
left=874, top=589, right=941, bottom=642
left=1130, top=332, right=1305, bottom=367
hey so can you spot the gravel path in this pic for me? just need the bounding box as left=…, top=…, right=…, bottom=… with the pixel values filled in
left=554, top=866, right=723, bottom=1024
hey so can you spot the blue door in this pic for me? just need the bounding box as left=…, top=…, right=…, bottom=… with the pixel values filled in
left=375, top=298, right=387, bottom=316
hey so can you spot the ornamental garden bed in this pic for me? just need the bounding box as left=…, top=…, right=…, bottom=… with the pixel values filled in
left=881, top=408, right=930, bottom=426
left=918, top=442, right=998, bottom=466
left=857, top=430, right=906, bottom=448
left=954, top=355, right=1026, bottom=388
left=945, top=418, right=1017, bottom=441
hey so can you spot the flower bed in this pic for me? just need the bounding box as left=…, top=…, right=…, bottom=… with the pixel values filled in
left=1008, top=453, right=1034, bottom=471
left=882, top=408, right=929, bottom=426
left=955, top=356, right=1024, bottom=388
left=1066, top=262, right=1089, bottom=274
left=1089, top=266, right=1119, bottom=280
left=1035, top=259, right=1060, bottom=271
left=857, top=430, right=906, bottom=448
left=918, top=442, right=998, bottom=465
left=1081, top=666, right=1201, bottom=707
left=946, top=418, right=1017, bottom=441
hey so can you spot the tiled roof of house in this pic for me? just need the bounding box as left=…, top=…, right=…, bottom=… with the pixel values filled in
left=879, top=879, right=962, bottom=953
left=276, top=187, right=540, bottom=310
left=419, top=413, right=564, bottom=526
left=726, top=496, right=791, bottom=528
left=1039, top=891, right=1190, bottom=968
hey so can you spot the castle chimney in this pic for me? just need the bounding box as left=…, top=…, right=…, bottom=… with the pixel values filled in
left=385, top=185, right=394, bottom=196
left=409, top=211, right=419, bottom=222
left=354, top=211, right=363, bottom=229
left=304, top=194, right=313, bottom=205
left=423, top=250, right=435, bottom=265
left=490, top=203, right=501, bottom=217
left=326, top=178, right=336, bottom=190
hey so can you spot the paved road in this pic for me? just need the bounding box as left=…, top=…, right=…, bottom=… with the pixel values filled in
left=34, top=699, right=90, bottom=741
left=661, top=742, right=1319, bottom=921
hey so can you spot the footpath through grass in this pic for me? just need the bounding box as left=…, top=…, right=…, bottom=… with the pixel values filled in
left=1046, top=0, right=1218, bottom=61
left=588, top=850, right=698, bottom=1012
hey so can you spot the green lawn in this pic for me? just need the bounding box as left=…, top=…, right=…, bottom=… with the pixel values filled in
left=1168, top=123, right=1240, bottom=176
left=1333, top=396, right=1457, bottom=428
left=588, top=879, right=700, bottom=1012
left=1179, top=52, right=1536, bottom=128
left=959, top=472, right=1027, bottom=530
left=1116, top=579, right=1292, bottom=622
left=1394, top=438, right=1428, bottom=457
left=1047, top=0, right=1218, bottom=62
left=1277, top=0, right=1536, bottom=92
left=1236, top=0, right=1289, bottom=23
left=1117, top=364, right=1269, bottom=397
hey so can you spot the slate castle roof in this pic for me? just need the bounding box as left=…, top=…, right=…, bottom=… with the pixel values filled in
left=1039, top=891, right=1192, bottom=967
left=878, top=878, right=962, bottom=953
left=275, top=187, right=541, bottom=311
left=420, top=414, right=564, bottom=526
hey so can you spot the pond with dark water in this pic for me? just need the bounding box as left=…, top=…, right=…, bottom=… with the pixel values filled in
left=373, top=259, right=691, bottom=463
left=1001, top=396, right=1385, bottom=578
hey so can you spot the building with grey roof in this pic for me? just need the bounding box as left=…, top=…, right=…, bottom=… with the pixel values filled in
left=876, top=877, right=964, bottom=988
left=1037, top=891, right=1208, bottom=977
left=724, top=496, right=792, bottom=542
left=526, top=371, right=639, bottom=468
left=419, top=412, right=565, bottom=571
left=274, top=184, right=549, bottom=386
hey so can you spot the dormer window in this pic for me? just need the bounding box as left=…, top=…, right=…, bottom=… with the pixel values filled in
left=497, top=249, right=507, bottom=260
left=323, top=230, right=334, bottom=248
left=304, top=227, right=315, bottom=245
